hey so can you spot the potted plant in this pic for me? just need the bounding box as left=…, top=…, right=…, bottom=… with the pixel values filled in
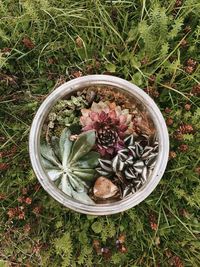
left=29, top=75, right=169, bottom=215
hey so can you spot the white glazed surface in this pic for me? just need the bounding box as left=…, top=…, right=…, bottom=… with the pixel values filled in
left=29, top=75, right=169, bottom=215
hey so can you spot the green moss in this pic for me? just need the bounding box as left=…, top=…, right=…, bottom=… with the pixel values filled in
left=0, top=0, right=200, bottom=266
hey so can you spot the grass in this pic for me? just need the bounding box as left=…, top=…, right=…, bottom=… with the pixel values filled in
left=0, top=0, right=200, bottom=266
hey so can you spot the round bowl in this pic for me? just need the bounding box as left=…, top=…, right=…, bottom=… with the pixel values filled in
left=29, top=75, right=169, bottom=215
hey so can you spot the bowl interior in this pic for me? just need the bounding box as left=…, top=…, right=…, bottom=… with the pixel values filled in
left=29, top=75, right=169, bottom=215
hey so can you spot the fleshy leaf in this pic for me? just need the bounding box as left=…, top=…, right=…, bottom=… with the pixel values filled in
left=70, top=173, right=89, bottom=189
left=41, top=156, right=57, bottom=169
left=40, top=143, right=61, bottom=168
left=71, top=190, right=94, bottom=204
left=69, top=130, right=96, bottom=164
left=59, top=128, right=72, bottom=168
left=61, top=173, right=72, bottom=197
left=47, top=169, right=63, bottom=181
left=72, top=169, right=96, bottom=182
left=71, top=151, right=100, bottom=169
left=96, top=168, right=111, bottom=176
left=51, top=136, right=61, bottom=161
left=68, top=173, right=86, bottom=192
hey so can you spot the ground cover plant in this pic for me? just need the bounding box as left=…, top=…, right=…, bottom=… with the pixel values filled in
left=0, top=0, right=200, bottom=266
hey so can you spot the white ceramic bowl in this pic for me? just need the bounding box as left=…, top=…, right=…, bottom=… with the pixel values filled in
left=29, top=75, right=169, bottom=215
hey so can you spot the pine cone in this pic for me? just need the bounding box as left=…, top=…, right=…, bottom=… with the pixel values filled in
left=164, top=107, right=172, bottom=114
left=174, top=131, right=183, bottom=141
left=180, top=39, right=187, bottom=48
left=185, top=59, right=198, bottom=74
left=179, top=124, right=194, bottom=134
left=169, top=151, right=177, bottom=159
left=175, top=0, right=182, bottom=7
left=184, top=103, right=191, bottom=111
left=166, top=118, right=174, bottom=126
left=187, top=58, right=197, bottom=68
left=178, top=144, right=188, bottom=152
left=195, top=167, right=200, bottom=175
left=184, top=26, right=191, bottom=33
left=144, top=86, right=159, bottom=98
left=191, top=84, right=200, bottom=96
left=148, top=75, right=156, bottom=85
left=185, top=65, right=195, bottom=74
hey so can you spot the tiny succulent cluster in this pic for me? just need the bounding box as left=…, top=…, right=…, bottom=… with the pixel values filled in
left=47, top=95, right=88, bottom=137
left=41, top=88, right=158, bottom=203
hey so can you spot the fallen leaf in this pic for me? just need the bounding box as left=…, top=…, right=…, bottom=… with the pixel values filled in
left=71, top=70, right=82, bottom=78
left=0, top=162, right=9, bottom=171
left=75, top=36, right=83, bottom=47
left=22, top=37, right=35, bottom=49
left=93, top=239, right=101, bottom=255
left=101, top=247, right=112, bottom=259
left=118, top=233, right=126, bottom=244
left=155, top=236, right=160, bottom=246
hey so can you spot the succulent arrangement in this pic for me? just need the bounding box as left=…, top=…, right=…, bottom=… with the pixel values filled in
left=41, top=87, right=158, bottom=204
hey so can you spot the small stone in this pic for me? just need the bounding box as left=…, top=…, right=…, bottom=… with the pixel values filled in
left=69, top=134, right=78, bottom=141
left=93, top=176, right=119, bottom=199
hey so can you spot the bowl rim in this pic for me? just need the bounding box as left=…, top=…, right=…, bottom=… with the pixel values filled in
left=29, top=74, right=169, bottom=215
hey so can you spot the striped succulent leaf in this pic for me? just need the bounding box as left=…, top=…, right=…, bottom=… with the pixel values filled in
left=96, top=135, right=159, bottom=197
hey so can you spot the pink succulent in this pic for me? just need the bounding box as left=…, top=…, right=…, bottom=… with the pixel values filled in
left=80, top=101, right=133, bottom=156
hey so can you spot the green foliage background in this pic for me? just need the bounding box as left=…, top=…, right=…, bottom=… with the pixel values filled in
left=0, top=0, right=200, bottom=266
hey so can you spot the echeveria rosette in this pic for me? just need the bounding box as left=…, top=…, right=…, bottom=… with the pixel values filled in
left=40, top=129, right=100, bottom=204
left=80, top=101, right=134, bottom=156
